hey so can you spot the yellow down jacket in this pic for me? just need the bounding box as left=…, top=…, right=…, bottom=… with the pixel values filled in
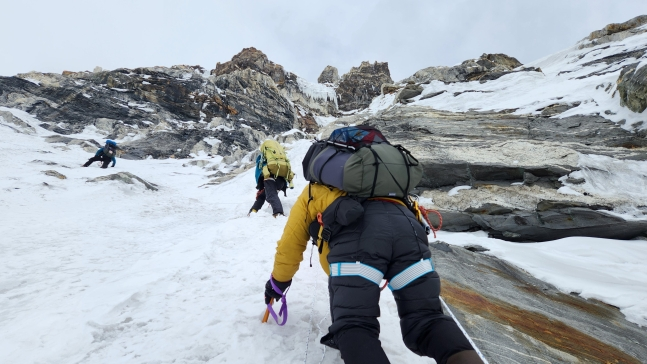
left=272, top=183, right=345, bottom=282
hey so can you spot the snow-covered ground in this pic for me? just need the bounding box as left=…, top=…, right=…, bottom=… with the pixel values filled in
left=367, top=26, right=647, bottom=131
left=1, top=114, right=647, bottom=363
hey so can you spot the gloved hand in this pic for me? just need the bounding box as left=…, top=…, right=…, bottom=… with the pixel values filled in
left=265, top=277, right=291, bottom=304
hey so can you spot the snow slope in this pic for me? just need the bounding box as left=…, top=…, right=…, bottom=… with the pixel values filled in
left=1, top=115, right=646, bottom=363
left=367, top=27, right=647, bottom=131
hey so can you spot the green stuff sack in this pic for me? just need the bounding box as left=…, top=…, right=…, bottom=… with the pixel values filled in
left=260, top=140, right=293, bottom=181
left=303, top=126, right=423, bottom=198
left=343, top=143, right=422, bottom=198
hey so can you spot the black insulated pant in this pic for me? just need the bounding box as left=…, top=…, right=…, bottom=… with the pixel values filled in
left=83, top=155, right=111, bottom=168
left=326, top=200, right=474, bottom=364
left=251, top=177, right=285, bottom=215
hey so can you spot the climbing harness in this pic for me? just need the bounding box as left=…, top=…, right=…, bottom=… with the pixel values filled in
left=264, top=275, right=289, bottom=326
left=388, top=259, right=434, bottom=290
left=329, top=262, right=384, bottom=285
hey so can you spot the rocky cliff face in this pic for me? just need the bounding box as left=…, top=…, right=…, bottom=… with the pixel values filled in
left=0, top=48, right=338, bottom=162
left=2, top=18, right=646, bottom=242
left=336, top=61, right=393, bottom=111
left=358, top=106, right=647, bottom=241
left=212, top=47, right=338, bottom=131
left=319, top=17, right=647, bottom=242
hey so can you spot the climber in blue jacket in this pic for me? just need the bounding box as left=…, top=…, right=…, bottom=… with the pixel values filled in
left=83, top=140, right=117, bottom=168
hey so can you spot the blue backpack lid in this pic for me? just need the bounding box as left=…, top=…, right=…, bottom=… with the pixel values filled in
left=328, top=126, right=388, bottom=148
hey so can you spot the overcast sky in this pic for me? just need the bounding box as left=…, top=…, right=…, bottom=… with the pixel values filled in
left=3, top=0, right=647, bottom=82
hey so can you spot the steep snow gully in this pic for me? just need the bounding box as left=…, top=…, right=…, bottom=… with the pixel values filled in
left=1, top=122, right=647, bottom=363
left=2, top=14, right=647, bottom=364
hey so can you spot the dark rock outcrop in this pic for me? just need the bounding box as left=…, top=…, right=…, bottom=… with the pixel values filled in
left=337, top=61, right=393, bottom=111
left=473, top=207, right=647, bottom=242
left=86, top=172, right=158, bottom=191
left=211, top=47, right=287, bottom=85
left=1, top=48, right=337, bottom=160
left=356, top=105, right=647, bottom=241
left=370, top=107, right=647, bottom=189
left=212, top=48, right=337, bottom=117
left=617, top=62, right=647, bottom=113
left=538, top=102, right=581, bottom=117
left=401, top=53, right=531, bottom=84
left=396, top=83, right=423, bottom=102
left=213, top=68, right=294, bottom=130
left=430, top=242, right=647, bottom=363
left=317, top=65, right=339, bottom=84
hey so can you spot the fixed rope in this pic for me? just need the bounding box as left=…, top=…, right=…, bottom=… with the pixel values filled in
left=440, top=297, right=489, bottom=364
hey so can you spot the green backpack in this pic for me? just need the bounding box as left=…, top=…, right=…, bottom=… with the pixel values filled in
left=302, top=126, right=423, bottom=198
left=260, top=140, right=294, bottom=181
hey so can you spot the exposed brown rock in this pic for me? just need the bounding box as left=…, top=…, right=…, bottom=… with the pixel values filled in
left=42, top=170, right=67, bottom=179
left=443, top=282, right=642, bottom=364
left=296, top=113, right=318, bottom=133
left=589, top=15, right=647, bottom=40
left=430, top=242, right=647, bottom=363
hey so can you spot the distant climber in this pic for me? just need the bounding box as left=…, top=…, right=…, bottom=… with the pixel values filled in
left=83, top=140, right=117, bottom=169
left=263, top=126, right=483, bottom=364
left=248, top=140, right=294, bottom=217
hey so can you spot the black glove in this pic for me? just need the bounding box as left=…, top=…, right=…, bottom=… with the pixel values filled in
left=265, top=278, right=291, bottom=304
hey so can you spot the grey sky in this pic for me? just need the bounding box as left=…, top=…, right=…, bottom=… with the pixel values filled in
left=3, top=0, right=646, bottom=82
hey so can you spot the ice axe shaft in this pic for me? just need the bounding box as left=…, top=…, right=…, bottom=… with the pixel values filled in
left=261, top=298, right=274, bottom=323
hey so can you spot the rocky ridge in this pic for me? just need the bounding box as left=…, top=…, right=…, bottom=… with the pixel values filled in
left=0, top=48, right=337, bottom=167
left=398, top=53, right=538, bottom=85
left=335, top=61, right=393, bottom=111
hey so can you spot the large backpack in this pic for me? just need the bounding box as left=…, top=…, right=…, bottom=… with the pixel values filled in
left=102, top=141, right=117, bottom=159
left=260, top=140, right=294, bottom=181
left=302, top=126, right=423, bottom=199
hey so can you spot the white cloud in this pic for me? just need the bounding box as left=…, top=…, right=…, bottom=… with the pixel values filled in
left=2, top=0, right=647, bottom=82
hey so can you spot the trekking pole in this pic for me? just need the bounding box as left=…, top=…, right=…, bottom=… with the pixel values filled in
left=261, top=298, right=274, bottom=323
